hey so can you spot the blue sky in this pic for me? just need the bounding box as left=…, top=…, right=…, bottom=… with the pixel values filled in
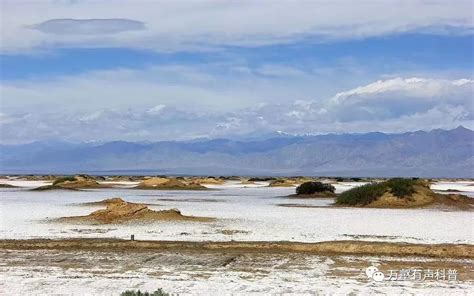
left=2, top=34, right=473, bottom=80
left=0, top=1, right=473, bottom=143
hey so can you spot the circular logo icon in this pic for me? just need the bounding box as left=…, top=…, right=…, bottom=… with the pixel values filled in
left=365, top=266, right=378, bottom=278
left=372, top=271, right=385, bottom=282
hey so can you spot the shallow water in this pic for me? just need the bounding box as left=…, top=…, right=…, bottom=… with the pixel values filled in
left=0, top=181, right=473, bottom=244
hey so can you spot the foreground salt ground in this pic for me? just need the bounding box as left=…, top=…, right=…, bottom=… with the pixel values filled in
left=1, top=248, right=472, bottom=295
left=0, top=180, right=473, bottom=295
left=0, top=181, right=473, bottom=244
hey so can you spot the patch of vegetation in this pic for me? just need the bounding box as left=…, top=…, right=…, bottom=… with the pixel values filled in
left=52, top=176, right=76, bottom=185
left=336, top=178, right=418, bottom=205
left=249, top=177, right=274, bottom=182
left=296, top=181, right=335, bottom=195
left=385, top=178, right=416, bottom=197
left=120, top=288, right=169, bottom=296
left=335, top=177, right=362, bottom=182
left=336, top=182, right=387, bottom=205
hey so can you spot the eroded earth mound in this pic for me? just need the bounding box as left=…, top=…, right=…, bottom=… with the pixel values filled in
left=58, top=198, right=214, bottom=224
left=336, top=178, right=474, bottom=210
left=134, top=177, right=207, bottom=190
left=33, top=175, right=107, bottom=191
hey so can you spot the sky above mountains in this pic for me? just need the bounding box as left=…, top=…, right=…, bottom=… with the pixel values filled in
left=1, top=0, right=473, bottom=144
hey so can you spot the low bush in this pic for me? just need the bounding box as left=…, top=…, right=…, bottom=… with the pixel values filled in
left=336, top=178, right=418, bottom=205
left=385, top=178, right=416, bottom=197
left=296, top=181, right=335, bottom=195
left=336, top=182, right=387, bottom=205
left=248, top=177, right=274, bottom=182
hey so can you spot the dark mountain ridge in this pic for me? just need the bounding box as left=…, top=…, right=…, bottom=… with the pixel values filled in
left=1, top=126, right=472, bottom=177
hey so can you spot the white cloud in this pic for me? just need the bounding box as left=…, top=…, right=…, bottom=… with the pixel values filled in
left=324, top=77, right=473, bottom=121
left=0, top=63, right=341, bottom=112
left=1, top=76, right=472, bottom=143
left=0, top=66, right=254, bottom=112
left=31, top=18, right=145, bottom=35
left=146, top=104, right=166, bottom=115
left=1, top=0, right=472, bottom=53
left=214, top=77, right=474, bottom=135
left=330, top=77, right=473, bottom=105
left=79, top=110, right=103, bottom=122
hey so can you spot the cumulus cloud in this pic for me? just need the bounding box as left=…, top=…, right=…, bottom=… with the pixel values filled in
left=1, top=1, right=473, bottom=53
left=330, top=78, right=472, bottom=105
left=31, top=18, right=145, bottom=35
left=1, top=76, right=472, bottom=144
left=325, top=77, right=473, bottom=121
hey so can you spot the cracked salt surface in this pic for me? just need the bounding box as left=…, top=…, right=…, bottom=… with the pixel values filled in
left=1, top=249, right=473, bottom=295
left=0, top=181, right=473, bottom=244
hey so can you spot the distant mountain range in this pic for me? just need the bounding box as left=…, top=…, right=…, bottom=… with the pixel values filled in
left=1, top=126, right=473, bottom=177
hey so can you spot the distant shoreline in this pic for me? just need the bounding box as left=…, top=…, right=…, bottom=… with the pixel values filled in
left=1, top=238, right=472, bottom=259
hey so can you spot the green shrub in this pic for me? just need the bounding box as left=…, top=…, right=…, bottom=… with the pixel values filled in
left=336, top=182, right=387, bottom=205
left=296, top=181, right=335, bottom=195
left=52, top=176, right=76, bottom=185
left=336, top=178, right=419, bottom=205
left=385, top=178, right=416, bottom=197
left=120, top=288, right=169, bottom=296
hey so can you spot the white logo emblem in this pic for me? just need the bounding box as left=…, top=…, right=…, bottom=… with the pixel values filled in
left=366, top=266, right=385, bottom=282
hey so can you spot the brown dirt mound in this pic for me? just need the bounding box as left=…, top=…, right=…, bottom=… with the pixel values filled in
left=268, top=179, right=297, bottom=187
left=78, top=197, right=161, bottom=207
left=268, top=177, right=315, bottom=187
left=191, top=177, right=225, bottom=185
left=366, top=185, right=436, bottom=208
left=137, top=177, right=169, bottom=186
left=432, top=193, right=474, bottom=210
left=105, top=176, right=142, bottom=182
left=54, top=175, right=103, bottom=188
left=79, top=197, right=129, bottom=206
left=33, top=175, right=111, bottom=191
left=58, top=199, right=214, bottom=224
left=134, top=177, right=207, bottom=190
left=20, top=175, right=57, bottom=181
left=1, top=239, right=472, bottom=259
left=363, top=185, right=474, bottom=210
left=240, top=180, right=256, bottom=185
